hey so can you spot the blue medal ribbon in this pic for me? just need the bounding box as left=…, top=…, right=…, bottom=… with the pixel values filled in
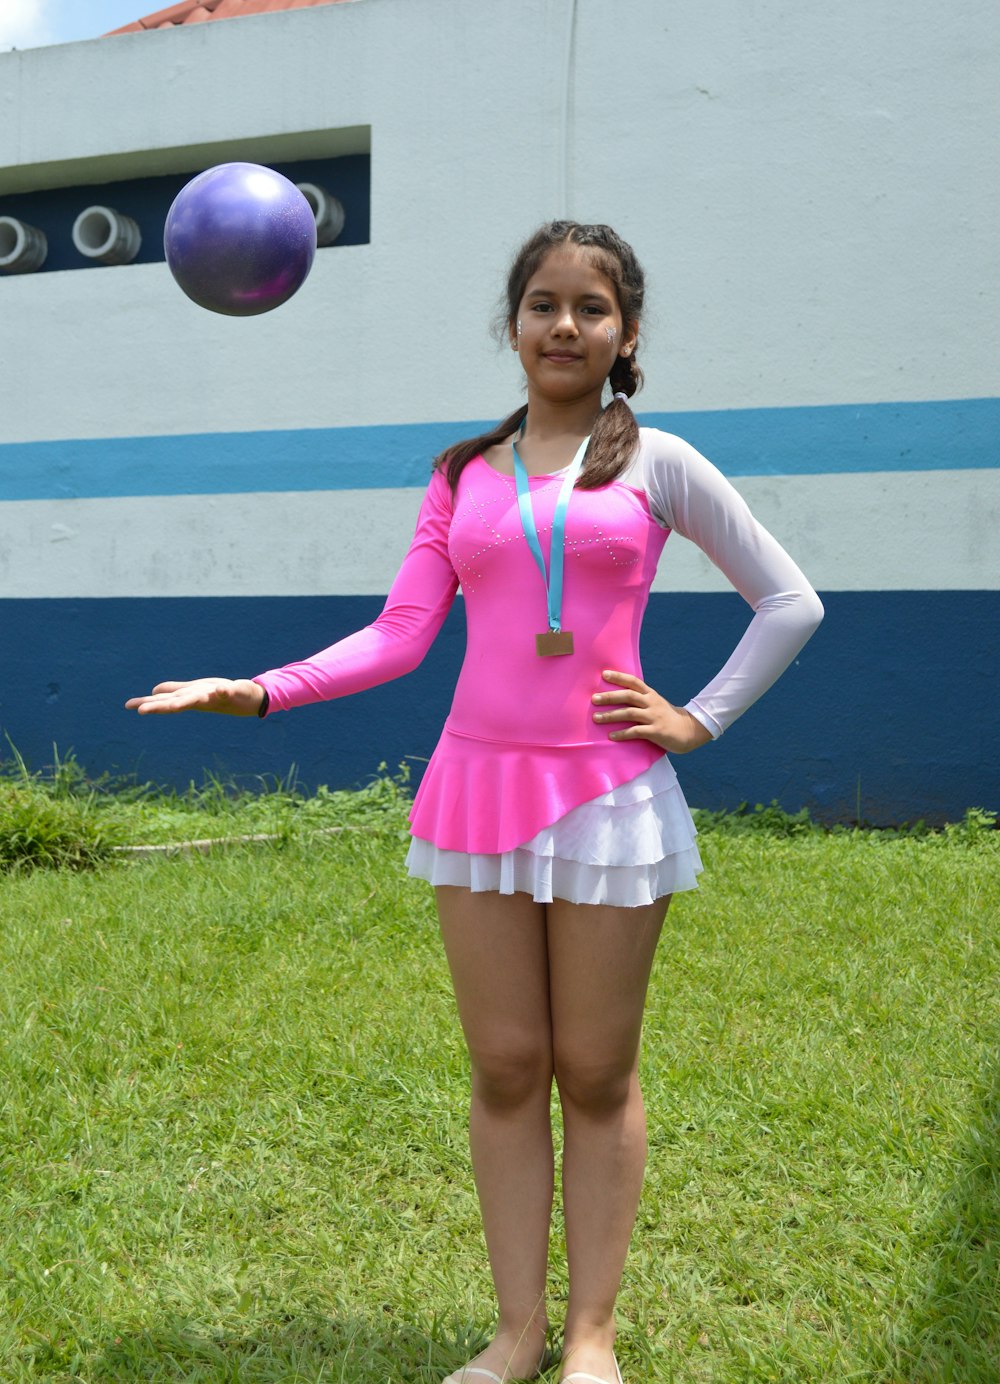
left=511, top=429, right=590, bottom=635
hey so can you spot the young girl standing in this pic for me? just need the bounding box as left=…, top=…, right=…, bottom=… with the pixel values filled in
left=127, top=222, right=823, bottom=1384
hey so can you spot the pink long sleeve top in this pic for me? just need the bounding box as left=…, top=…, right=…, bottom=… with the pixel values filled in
left=255, top=428, right=824, bottom=854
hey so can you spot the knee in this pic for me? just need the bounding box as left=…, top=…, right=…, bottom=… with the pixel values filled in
left=553, top=1046, right=637, bottom=1116
left=470, top=1039, right=553, bottom=1111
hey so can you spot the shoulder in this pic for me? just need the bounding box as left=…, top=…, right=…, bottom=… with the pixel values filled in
left=619, top=428, right=714, bottom=527
left=629, top=427, right=751, bottom=533
left=426, top=461, right=459, bottom=511
left=637, top=426, right=707, bottom=465
left=618, top=428, right=710, bottom=482
left=638, top=426, right=741, bottom=485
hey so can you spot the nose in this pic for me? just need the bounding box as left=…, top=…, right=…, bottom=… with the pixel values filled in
left=551, top=307, right=579, bottom=337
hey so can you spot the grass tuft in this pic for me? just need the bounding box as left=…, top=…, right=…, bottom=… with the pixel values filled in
left=0, top=749, right=413, bottom=869
left=0, top=747, right=124, bottom=872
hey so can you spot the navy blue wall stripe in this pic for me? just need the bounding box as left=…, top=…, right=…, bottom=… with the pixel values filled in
left=2, top=590, right=996, bottom=826
left=0, top=154, right=371, bottom=274
left=1, top=397, right=997, bottom=501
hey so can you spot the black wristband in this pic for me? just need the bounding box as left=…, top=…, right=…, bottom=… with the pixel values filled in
left=256, top=686, right=270, bottom=718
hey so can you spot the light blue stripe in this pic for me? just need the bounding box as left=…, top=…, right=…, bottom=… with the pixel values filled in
left=1, top=397, right=996, bottom=501
left=656, top=397, right=999, bottom=480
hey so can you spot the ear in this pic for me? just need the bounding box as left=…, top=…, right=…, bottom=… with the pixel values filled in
left=619, top=318, right=639, bottom=358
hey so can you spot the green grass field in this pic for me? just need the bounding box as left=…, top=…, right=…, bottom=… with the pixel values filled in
left=1, top=767, right=998, bottom=1381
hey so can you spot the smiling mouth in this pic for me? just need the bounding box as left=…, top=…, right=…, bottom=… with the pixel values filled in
left=543, top=352, right=583, bottom=362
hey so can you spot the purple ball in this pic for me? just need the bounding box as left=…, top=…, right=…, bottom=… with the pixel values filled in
left=164, top=163, right=317, bottom=316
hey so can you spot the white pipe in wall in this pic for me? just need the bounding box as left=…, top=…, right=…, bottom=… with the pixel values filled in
left=0, top=217, right=48, bottom=273
left=296, top=183, right=345, bottom=247
left=71, top=206, right=142, bottom=265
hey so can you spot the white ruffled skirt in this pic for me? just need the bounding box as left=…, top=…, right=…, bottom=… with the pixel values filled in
left=405, top=753, right=702, bottom=907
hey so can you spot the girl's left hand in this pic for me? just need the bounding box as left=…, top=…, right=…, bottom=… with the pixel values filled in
left=592, top=670, right=714, bottom=754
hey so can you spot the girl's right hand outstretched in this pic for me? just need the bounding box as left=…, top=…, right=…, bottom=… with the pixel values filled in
left=125, top=678, right=264, bottom=717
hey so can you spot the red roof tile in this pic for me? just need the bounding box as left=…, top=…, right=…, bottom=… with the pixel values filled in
left=106, top=0, right=351, bottom=36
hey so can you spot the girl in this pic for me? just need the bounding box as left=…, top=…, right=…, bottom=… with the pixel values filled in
left=127, top=222, right=823, bottom=1384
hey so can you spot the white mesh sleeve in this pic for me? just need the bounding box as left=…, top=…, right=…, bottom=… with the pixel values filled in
left=640, top=429, right=824, bottom=737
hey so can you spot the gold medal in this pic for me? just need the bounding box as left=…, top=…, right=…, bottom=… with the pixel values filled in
left=536, top=630, right=574, bottom=657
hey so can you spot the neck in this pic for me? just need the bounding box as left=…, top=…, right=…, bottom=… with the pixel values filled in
left=521, top=389, right=603, bottom=441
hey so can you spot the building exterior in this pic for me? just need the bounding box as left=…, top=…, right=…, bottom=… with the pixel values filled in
left=1, top=0, right=997, bottom=822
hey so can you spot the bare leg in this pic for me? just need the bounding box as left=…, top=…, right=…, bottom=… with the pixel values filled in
left=437, top=886, right=554, bottom=1380
left=547, top=896, right=670, bottom=1383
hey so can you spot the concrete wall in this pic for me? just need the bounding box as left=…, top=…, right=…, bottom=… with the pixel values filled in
left=1, top=0, right=997, bottom=821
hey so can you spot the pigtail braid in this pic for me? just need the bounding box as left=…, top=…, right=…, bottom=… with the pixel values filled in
left=573, top=353, right=642, bottom=490
left=609, top=351, right=642, bottom=400
left=434, top=404, right=529, bottom=489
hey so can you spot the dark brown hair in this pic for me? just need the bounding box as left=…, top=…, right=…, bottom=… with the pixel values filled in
left=435, top=221, right=645, bottom=492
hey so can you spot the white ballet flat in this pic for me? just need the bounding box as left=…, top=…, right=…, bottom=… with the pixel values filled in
left=562, top=1355, right=624, bottom=1384
left=444, top=1364, right=545, bottom=1384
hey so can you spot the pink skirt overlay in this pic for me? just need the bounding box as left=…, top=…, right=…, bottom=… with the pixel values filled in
left=405, top=753, right=703, bottom=907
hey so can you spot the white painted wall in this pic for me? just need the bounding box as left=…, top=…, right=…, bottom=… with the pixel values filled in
left=4, top=467, right=997, bottom=599
left=1, top=0, right=997, bottom=447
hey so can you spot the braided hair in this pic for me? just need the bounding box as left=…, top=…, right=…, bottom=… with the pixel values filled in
left=437, top=222, right=646, bottom=492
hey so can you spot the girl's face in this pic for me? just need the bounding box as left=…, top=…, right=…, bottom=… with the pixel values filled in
left=510, top=245, right=637, bottom=408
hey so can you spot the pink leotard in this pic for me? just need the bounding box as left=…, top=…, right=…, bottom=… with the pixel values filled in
left=255, top=428, right=824, bottom=854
